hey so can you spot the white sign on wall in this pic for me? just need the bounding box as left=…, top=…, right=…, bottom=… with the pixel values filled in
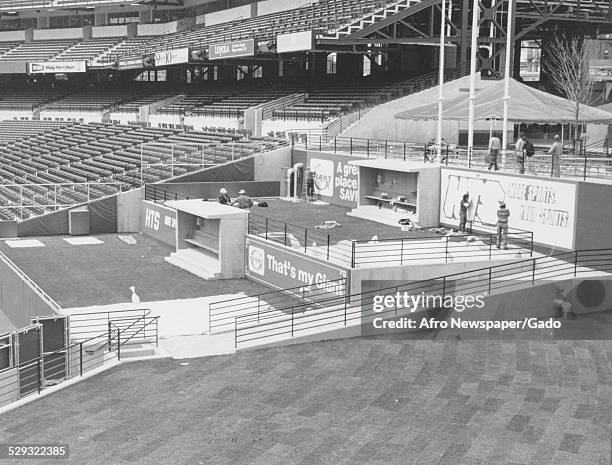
left=440, top=168, right=576, bottom=249
left=28, top=61, right=86, bottom=74
left=277, top=30, right=314, bottom=53
left=310, top=158, right=334, bottom=197
left=154, top=47, right=190, bottom=67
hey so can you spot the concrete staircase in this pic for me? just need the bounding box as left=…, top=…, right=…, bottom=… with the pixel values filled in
left=118, top=343, right=158, bottom=359
left=165, top=248, right=221, bottom=280
left=331, top=0, right=424, bottom=38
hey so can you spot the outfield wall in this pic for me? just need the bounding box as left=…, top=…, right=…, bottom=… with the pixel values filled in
left=440, top=167, right=578, bottom=249
left=292, top=149, right=367, bottom=208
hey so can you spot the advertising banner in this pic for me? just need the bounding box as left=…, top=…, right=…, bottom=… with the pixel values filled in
left=208, top=39, right=255, bottom=60
left=245, top=235, right=347, bottom=299
left=277, top=30, right=314, bottom=53
left=117, top=57, right=145, bottom=70
left=440, top=168, right=576, bottom=249
left=141, top=201, right=176, bottom=246
left=154, top=47, right=190, bottom=67
left=307, top=153, right=364, bottom=207
left=28, top=61, right=86, bottom=74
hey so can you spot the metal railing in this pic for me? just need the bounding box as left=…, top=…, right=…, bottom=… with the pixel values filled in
left=0, top=182, right=127, bottom=220
left=209, top=278, right=347, bottom=333
left=68, top=308, right=152, bottom=343
left=351, top=230, right=534, bottom=266
left=0, top=309, right=160, bottom=408
left=298, top=135, right=612, bottom=181
left=234, top=248, right=612, bottom=348
left=248, top=214, right=354, bottom=265
left=249, top=214, right=534, bottom=268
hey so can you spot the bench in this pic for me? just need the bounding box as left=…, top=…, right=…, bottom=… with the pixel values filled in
left=365, top=192, right=417, bottom=211
left=185, top=229, right=219, bottom=255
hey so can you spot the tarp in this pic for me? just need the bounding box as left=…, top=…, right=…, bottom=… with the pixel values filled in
left=395, top=78, right=612, bottom=124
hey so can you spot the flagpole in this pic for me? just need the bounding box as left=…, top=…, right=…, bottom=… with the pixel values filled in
left=436, top=0, right=447, bottom=161
left=467, top=0, right=480, bottom=166
left=501, top=0, right=514, bottom=162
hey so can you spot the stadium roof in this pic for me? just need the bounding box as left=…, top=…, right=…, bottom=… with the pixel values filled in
left=395, top=78, right=612, bottom=124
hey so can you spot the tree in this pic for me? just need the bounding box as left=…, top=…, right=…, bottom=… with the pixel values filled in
left=543, top=35, right=603, bottom=151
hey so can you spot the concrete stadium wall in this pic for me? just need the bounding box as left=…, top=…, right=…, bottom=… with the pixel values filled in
left=183, top=115, right=242, bottom=131
left=149, top=113, right=182, bottom=128
left=204, top=5, right=254, bottom=26
left=262, top=119, right=324, bottom=135
left=256, top=0, right=319, bottom=15
left=33, top=28, right=83, bottom=40
left=39, top=111, right=102, bottom=124
left=0, top=255, right=59, bottom=328
left=0, top=62, right=27, bottom=74
left=138, top=22, right=176, bottom=36
left=117, top=188, right=143, bottom=233
left=253, top=146, right=292, bottom=190
left=92, top=24, right=132, bottom=38
left=0, top=111, right=34, bottom=120
left=108, top=111, right=138, bottom=125
left=0, top=30, right=27, bottom=41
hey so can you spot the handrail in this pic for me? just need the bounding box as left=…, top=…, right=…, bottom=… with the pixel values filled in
left=209, top=277, right=347, bottom=333
left=68, top=308, right=151, bottom=341
left=110, top=314, right=159, bottom=349
left=296, top=135, right=612, bottom=181
left=0, top=310, right=160, bottom=409
left=248, top=213, right=534, bottom=268
left=234, top=248, right=612, bottom=348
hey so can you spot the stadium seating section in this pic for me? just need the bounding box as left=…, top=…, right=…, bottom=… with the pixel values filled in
left=51, top=37, right=125, bottom=63
left=0, top=39, right=78, bottom=62
left=0, top=0, right=389, bottom=66
left=99, top=0, right=384, bottom=64
left=0, top=121, right=287, bottom=220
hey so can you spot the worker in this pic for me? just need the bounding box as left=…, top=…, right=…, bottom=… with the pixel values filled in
left=232, top=189, right=253, bottom=209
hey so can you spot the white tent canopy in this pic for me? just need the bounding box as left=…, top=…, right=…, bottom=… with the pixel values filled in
left=395, top=78, right=612, bottom=124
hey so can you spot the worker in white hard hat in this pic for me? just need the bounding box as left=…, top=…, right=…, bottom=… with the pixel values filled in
left=232, top=189, right=253, bottom=209
left=218, top=188, right=231, bottom=205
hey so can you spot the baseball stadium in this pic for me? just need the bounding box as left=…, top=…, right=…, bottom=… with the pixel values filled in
left=0, top=0, right=611, bottom=463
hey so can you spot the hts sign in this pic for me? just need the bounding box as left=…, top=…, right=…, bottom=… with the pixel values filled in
left=144, top=207, right=176, bottom=231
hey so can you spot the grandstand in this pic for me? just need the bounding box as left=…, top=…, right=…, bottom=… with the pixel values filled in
left=0, top=121, right=286, bottom=219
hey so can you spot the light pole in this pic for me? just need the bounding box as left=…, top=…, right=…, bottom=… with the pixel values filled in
left=467, top=0, right=480, bottom=166
left=436, top=0, right=447, bottom=161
